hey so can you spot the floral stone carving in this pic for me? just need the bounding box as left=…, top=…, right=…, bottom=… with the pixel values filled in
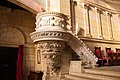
left=38, top=41, right=65, bottom=74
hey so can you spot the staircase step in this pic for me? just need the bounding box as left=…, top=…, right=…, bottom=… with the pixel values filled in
left=69, top=72, right=120, bottom=80
left=85, top=68, right=120, bottom=78
left=65, top=74, right=94, bottom=80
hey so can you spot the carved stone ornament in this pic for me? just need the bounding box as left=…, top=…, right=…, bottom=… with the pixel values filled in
left=30, top=31, right=71, bottom=43
left=35, top=12, right=69, bottom=32
left=38, top=41, right=65, bottom=74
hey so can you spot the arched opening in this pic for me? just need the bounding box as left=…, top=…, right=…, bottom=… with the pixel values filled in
left=0, top=1, right=36, bottom=80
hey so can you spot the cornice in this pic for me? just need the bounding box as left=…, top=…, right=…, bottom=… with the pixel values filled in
left=36, top=12, right=68, bottom=20
left=80, top=37, right=120, bottom=44
left=76, top=0, right=120, bottom=14
left=101, top=0, right=120, bottom=5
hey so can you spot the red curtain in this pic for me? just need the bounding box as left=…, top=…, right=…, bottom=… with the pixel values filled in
left=16, top=45, right=23, bottom=80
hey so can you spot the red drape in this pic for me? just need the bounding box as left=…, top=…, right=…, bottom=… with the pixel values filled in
left=16, top=45, right=23, bottom=80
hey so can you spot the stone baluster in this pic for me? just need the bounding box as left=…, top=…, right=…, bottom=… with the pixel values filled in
left=95, top=7, right=104, bottom=39
left=82, top=3, right=92, bottom=37
left=106, top=11, right=114, bottom=40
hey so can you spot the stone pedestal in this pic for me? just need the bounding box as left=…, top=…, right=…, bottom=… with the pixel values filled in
left=69, top=61, right=84, bottom=75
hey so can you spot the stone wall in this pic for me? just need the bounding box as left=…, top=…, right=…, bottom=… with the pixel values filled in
left=73, top=0, right=120, bottom=56
left=0, top=6, right=36, bottom=80
left=59, top=0, right=120, bottom=57
left=74, top=1, right=120, bottom=40
left=58, top=0, right=120, bottom=40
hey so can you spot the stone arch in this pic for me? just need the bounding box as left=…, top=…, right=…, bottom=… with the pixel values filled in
left=0, top=24, right=26, bottom=44
left=8, top=0, right=45, bottom=14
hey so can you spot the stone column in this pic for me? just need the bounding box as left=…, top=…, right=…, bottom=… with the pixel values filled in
left=95, top=7, right=104, bottom=39
left=106, top=11, right=114, bottom=40
left=82, top=3, right=92, bottom=37
left=30, top=12, right=70, bottom=80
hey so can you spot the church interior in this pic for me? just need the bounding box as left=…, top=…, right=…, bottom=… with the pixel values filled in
left=0, top=0, right=120, bottom=80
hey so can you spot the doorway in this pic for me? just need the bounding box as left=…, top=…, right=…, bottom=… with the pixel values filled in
left=0, top=47, right=18, bottom=80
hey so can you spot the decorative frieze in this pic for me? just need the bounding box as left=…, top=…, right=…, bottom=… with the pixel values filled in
left=30, top=31, right=71, bottom=42
left=35, top=12, right=69, bottom=32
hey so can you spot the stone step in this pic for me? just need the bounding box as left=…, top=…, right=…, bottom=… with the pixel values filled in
left=67, top=72, right=120, bottom=80
left=85, top=68, right=120, bottom=78
left=65, top=74, right=94, bottom=80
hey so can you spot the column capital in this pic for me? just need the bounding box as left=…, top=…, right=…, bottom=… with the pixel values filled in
left=106, top=11, right=112, bottom=17
left=117, top=14, right=120, bottom=17
left=82, top=2, right=90, bottom=10
left=95, top=7, right=103, bottom=14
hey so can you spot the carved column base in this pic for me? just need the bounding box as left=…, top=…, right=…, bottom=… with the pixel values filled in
left=98, top=36, right=104, bottom=39
left=109, top=37, right=114, bottom=40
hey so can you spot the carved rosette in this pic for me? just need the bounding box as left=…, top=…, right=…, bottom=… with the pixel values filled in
left=38, top=41, right=65, bottom=74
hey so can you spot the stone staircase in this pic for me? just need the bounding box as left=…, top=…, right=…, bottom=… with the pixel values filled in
left=65, top=33, right=120, bottom=80
left=65, top=66, right=120, bottom=80
left=68, top=33, right=98, bottom=67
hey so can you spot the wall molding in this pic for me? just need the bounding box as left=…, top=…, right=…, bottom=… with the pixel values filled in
left=80, top=37, right=120, bottom=44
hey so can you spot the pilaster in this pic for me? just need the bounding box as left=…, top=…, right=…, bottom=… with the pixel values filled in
left=106, top=11, right=114, bottom=40
left=82, top=3, right=92, bottom=37
left=95, top=7, right=104, bottom=39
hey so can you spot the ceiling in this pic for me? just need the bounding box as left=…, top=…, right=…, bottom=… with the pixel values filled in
left=103, top=0, right=120, bottom=4
left=0, top=0, right=27, bottom=11
left=100, top=0, right=120, bottom=12
left=1, top=0, right=120, bottom=13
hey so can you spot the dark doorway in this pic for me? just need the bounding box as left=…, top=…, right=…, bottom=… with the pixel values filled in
left=0, top=47, right=18, bottom=80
